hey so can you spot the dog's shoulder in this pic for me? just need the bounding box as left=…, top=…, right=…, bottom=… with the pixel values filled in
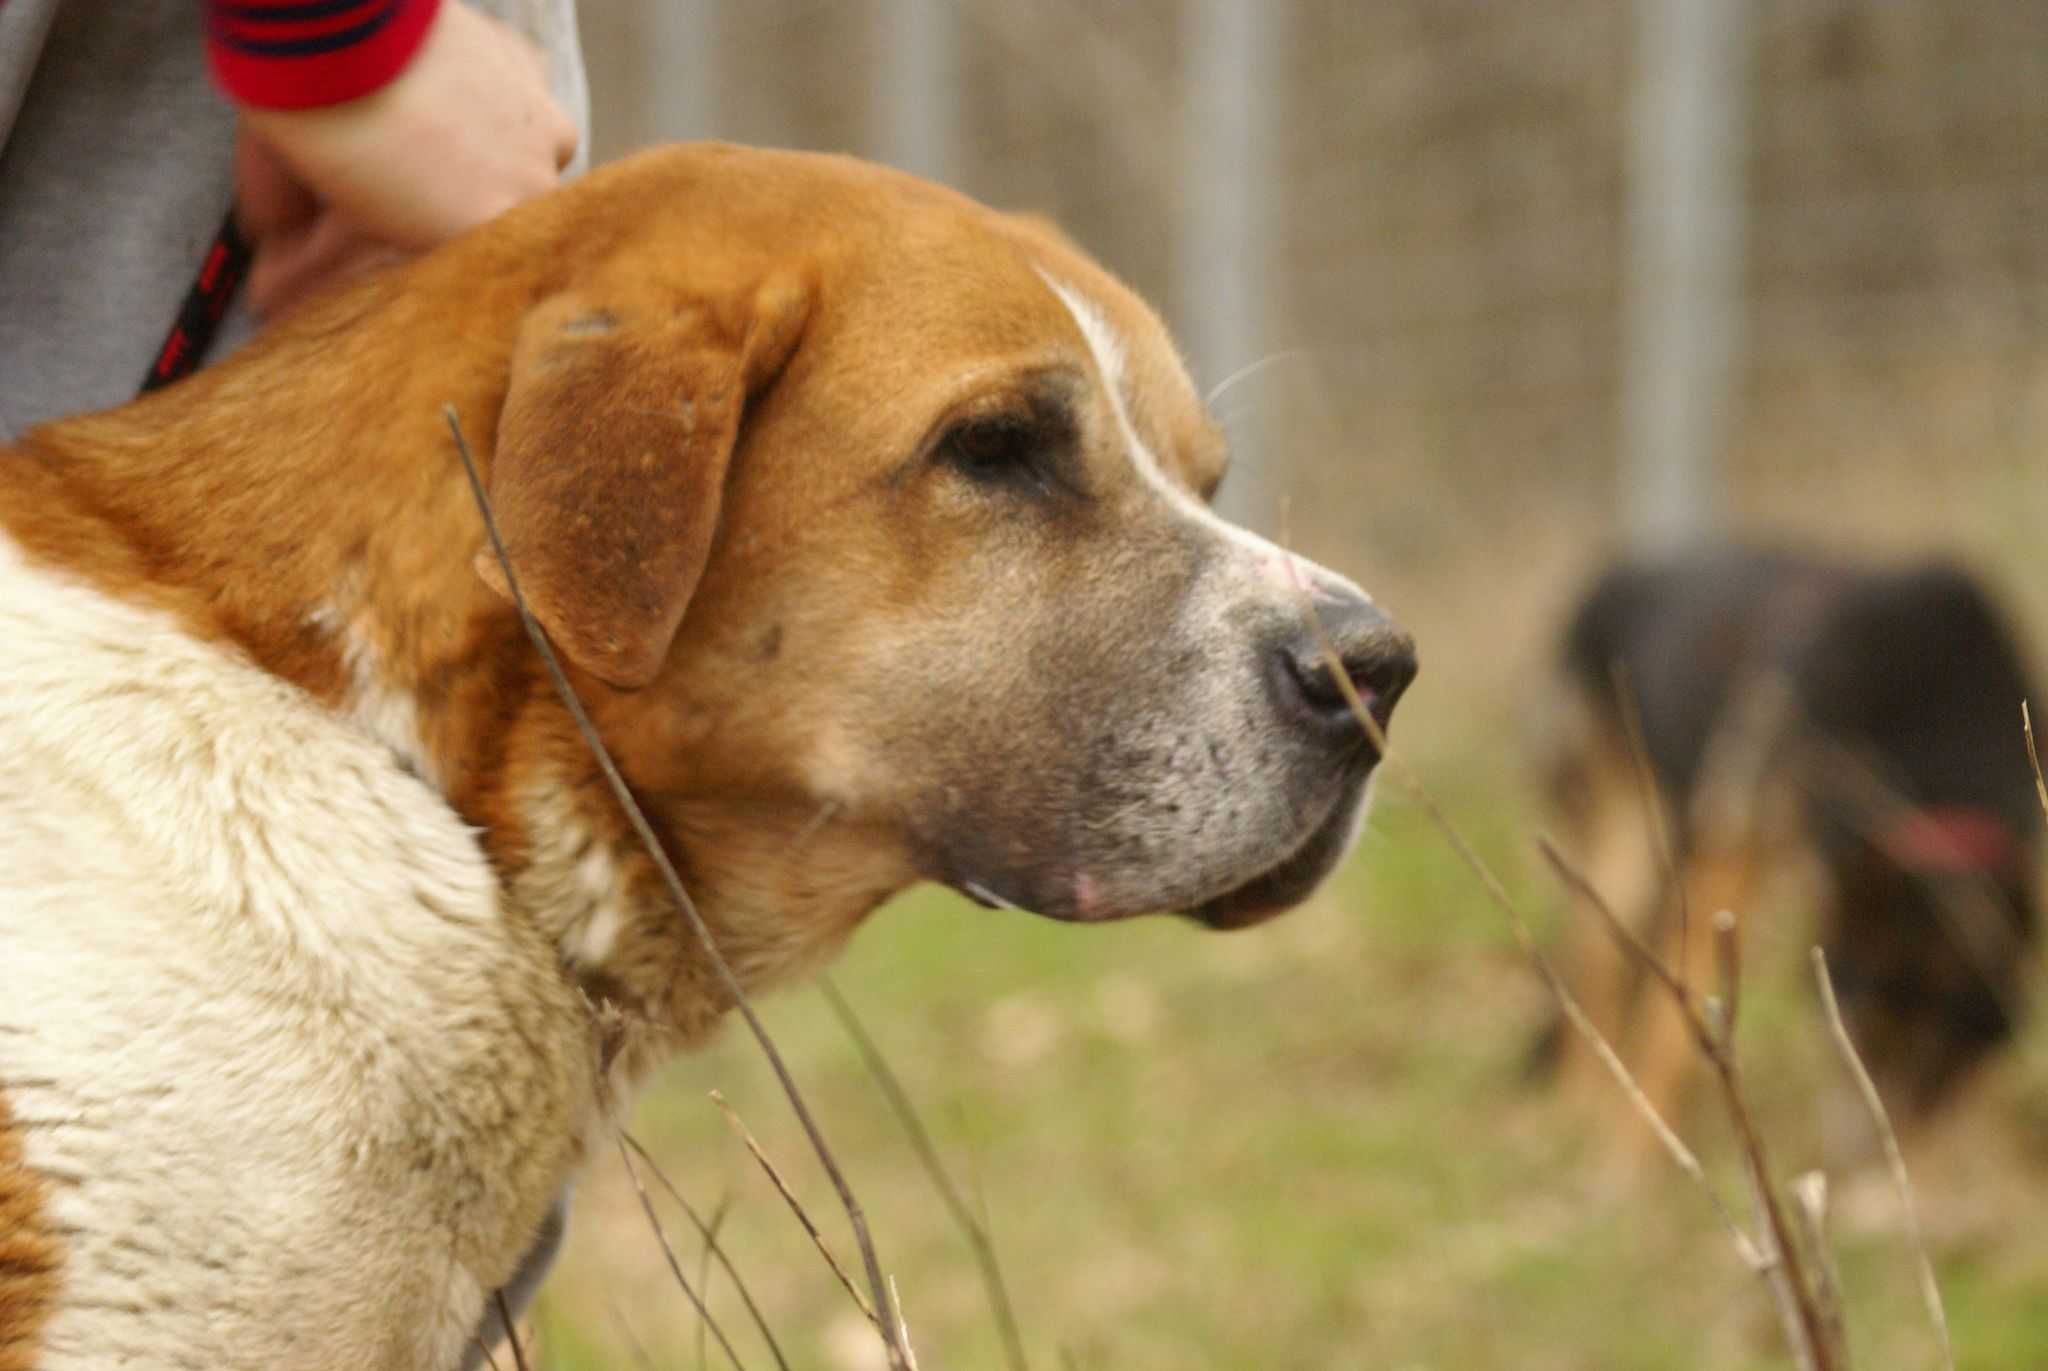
left=0, top=531, right=595, bottom=1369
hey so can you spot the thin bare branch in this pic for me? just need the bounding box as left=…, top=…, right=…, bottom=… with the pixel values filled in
left=1743, top=1154, right=1820, bottom=1371
left=1712, top=908, right=1742, bottom=1034
left=1567, top=673, right=1836, bottom=1368
left=1790, top=1172, right=1850, bottom=1369
left=2025, top=701, right=2048, bottom=827
left=1284, top=585, right=1762, bottom=1266
left=1293, top=585, right=1832, bottom=1363
left=618, top=1133, right=791, bottom=1371
left=494, top=1291, right=533, bottom=1371
left=819, top=975, right=1031, bottom=1371
left=606, top=1295, right=660, bottom=1371
left=1533, top=837, right=1762, bottom=1264
left=1812, top=948, right=1953, bottom=1371
left=889, top=1276, right=922, bottom=1371
left=615, top=1133, right=752, bottom=1371
left=711, top=1090, right=877, bottom=1325
left=445, top=406, right=910, bottom=1370
left=1716, top=1002, right=1833, bottom=1369
left=1608, top=661, right=1693, bottom=982
left=1538, top=835, right=1696, bottom=1018
left=698, top=1194, right=731, bottom=1371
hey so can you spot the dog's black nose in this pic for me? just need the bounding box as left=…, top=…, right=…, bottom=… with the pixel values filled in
left=1273, top=594, right=1417, bottom=738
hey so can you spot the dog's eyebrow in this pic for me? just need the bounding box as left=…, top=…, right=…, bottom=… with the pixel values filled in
left=1037, top=272, right=1246, bottom=519
left=1034, top=268, right=1359, bottom=601
left=1034, top=269, right=1141, bottom=446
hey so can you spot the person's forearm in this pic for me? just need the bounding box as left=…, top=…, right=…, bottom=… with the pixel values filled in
left=221, top=1, right=578, bottom=317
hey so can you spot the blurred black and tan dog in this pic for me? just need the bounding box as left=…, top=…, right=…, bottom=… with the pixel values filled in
left=1536, top=544, right=2039, bottom=1131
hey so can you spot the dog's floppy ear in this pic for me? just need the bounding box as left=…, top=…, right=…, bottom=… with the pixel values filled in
left=478, top=272, right=811, bottom=689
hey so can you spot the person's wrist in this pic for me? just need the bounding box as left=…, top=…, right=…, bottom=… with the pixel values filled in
left=207, top=0, right=446, bottom=113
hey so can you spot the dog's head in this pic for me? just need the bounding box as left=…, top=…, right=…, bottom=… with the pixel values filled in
left=1820, top=835, right=2034, bottom=1116
left=474, top=146, right=1414, bottom=970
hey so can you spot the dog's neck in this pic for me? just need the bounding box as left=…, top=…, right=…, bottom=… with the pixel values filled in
left=3, top=255, right=888, bottom=1061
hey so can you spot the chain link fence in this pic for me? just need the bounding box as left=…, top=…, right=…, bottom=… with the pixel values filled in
left=581, top=0, right=2047, bottom=756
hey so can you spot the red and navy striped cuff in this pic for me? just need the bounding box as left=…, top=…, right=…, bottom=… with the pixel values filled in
left=206, top=0, right=444, bottom=111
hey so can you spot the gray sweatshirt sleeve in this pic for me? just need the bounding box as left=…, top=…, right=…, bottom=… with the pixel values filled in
left=0, top=0, right=589, bottom=441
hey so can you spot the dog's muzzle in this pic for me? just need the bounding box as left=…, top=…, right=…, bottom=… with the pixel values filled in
left=1188, top=590, right=1416, bottom=931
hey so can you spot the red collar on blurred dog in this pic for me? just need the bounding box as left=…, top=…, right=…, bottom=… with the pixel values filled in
left=1877, top=805, right=2020, bottom=874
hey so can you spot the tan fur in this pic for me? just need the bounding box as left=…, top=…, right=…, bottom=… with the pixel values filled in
left=0, top=1090, right=60, bottom=1371
left=1547, top=710, right=1785, bottom=1165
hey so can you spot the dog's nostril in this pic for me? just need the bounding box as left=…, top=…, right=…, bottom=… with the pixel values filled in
left=1349, top=638, right=1418, bottom=722
left=1277, top=617, right=1418, bottom=738
left=1292, top=642, right=1414, bottom=722
left=1287, top=651, right=1351, bottom=714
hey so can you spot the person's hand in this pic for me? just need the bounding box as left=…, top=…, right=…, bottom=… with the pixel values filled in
left=234, top=2, right=578, bottom=318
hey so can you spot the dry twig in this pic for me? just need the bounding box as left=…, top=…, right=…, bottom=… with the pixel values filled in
left=1602, top=670, right=1846, bottom=1369
left=1812, top=948, right=1954, bottom=1371
left=615, top=1133, right=790, bottom=1371
left=710, top=1090, right=878, bottom=1324
left=445, top=407, right=911, bottom=1370
left=1789, top=1172, right=1850, bottom=1368
left=607, top=1295, right=660, bottom=1371
left=1535, top=839, right=1762, bottom=1267
left=697, top=1194, right=733, bottom=1371
left=615, top=1133, right=752, bottom=1371
left=820, top=975, right=1031, bottom=1371
left=494, top=1291, right=533, bottom=1371
left=2026, top=701, right=2048, bottom=826
left=1710, top=907, right=1742, bottom=1029
left=1295, top=592, right=1832, bottom=1365
left=1287, top=587, right=1762, bottom=1263
left=1608, top=662, right=1694, bottom=982
left=889, top=1276, right=922, bottom=1371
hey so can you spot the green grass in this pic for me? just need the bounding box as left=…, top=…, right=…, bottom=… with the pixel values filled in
left=531, top=766, right=2048, bottom=1370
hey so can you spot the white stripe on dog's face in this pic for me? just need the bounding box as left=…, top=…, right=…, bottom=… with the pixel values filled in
left=1036, top=271, right=1367, bottom=608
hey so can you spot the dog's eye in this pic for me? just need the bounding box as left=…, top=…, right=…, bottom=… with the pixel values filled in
left=940, top=416, right=1041, bottom=483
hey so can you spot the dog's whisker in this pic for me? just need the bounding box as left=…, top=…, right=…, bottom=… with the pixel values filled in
left=962, top=880, right=1026, bottom=912
left=787, top=799, right=843, bottom=862
left=1203, top=347, right=1313, bottom=410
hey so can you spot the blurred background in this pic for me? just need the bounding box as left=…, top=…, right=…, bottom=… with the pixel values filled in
left=535, top=3, right=2048, bottom=1367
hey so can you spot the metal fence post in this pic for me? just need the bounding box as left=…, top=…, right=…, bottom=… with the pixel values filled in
left=875, top=0, right=959, bottom=182
left=1182, top=0, right=1280, bottom=534
left=1621, top=0, right=1753, bottom=549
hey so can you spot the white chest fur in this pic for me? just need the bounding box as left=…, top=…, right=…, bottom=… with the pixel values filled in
left=0, top=535, right=597, bottom=1371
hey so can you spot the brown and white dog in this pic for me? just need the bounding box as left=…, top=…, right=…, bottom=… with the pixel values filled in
left=0, top=145, right=1415, bottom=1370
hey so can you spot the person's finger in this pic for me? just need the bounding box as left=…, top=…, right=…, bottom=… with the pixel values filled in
left=549, top=104, right=578, bottom=172
left=247, top=214, right=402, bottom=320
left=232, top=124, right=318, bottom=241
